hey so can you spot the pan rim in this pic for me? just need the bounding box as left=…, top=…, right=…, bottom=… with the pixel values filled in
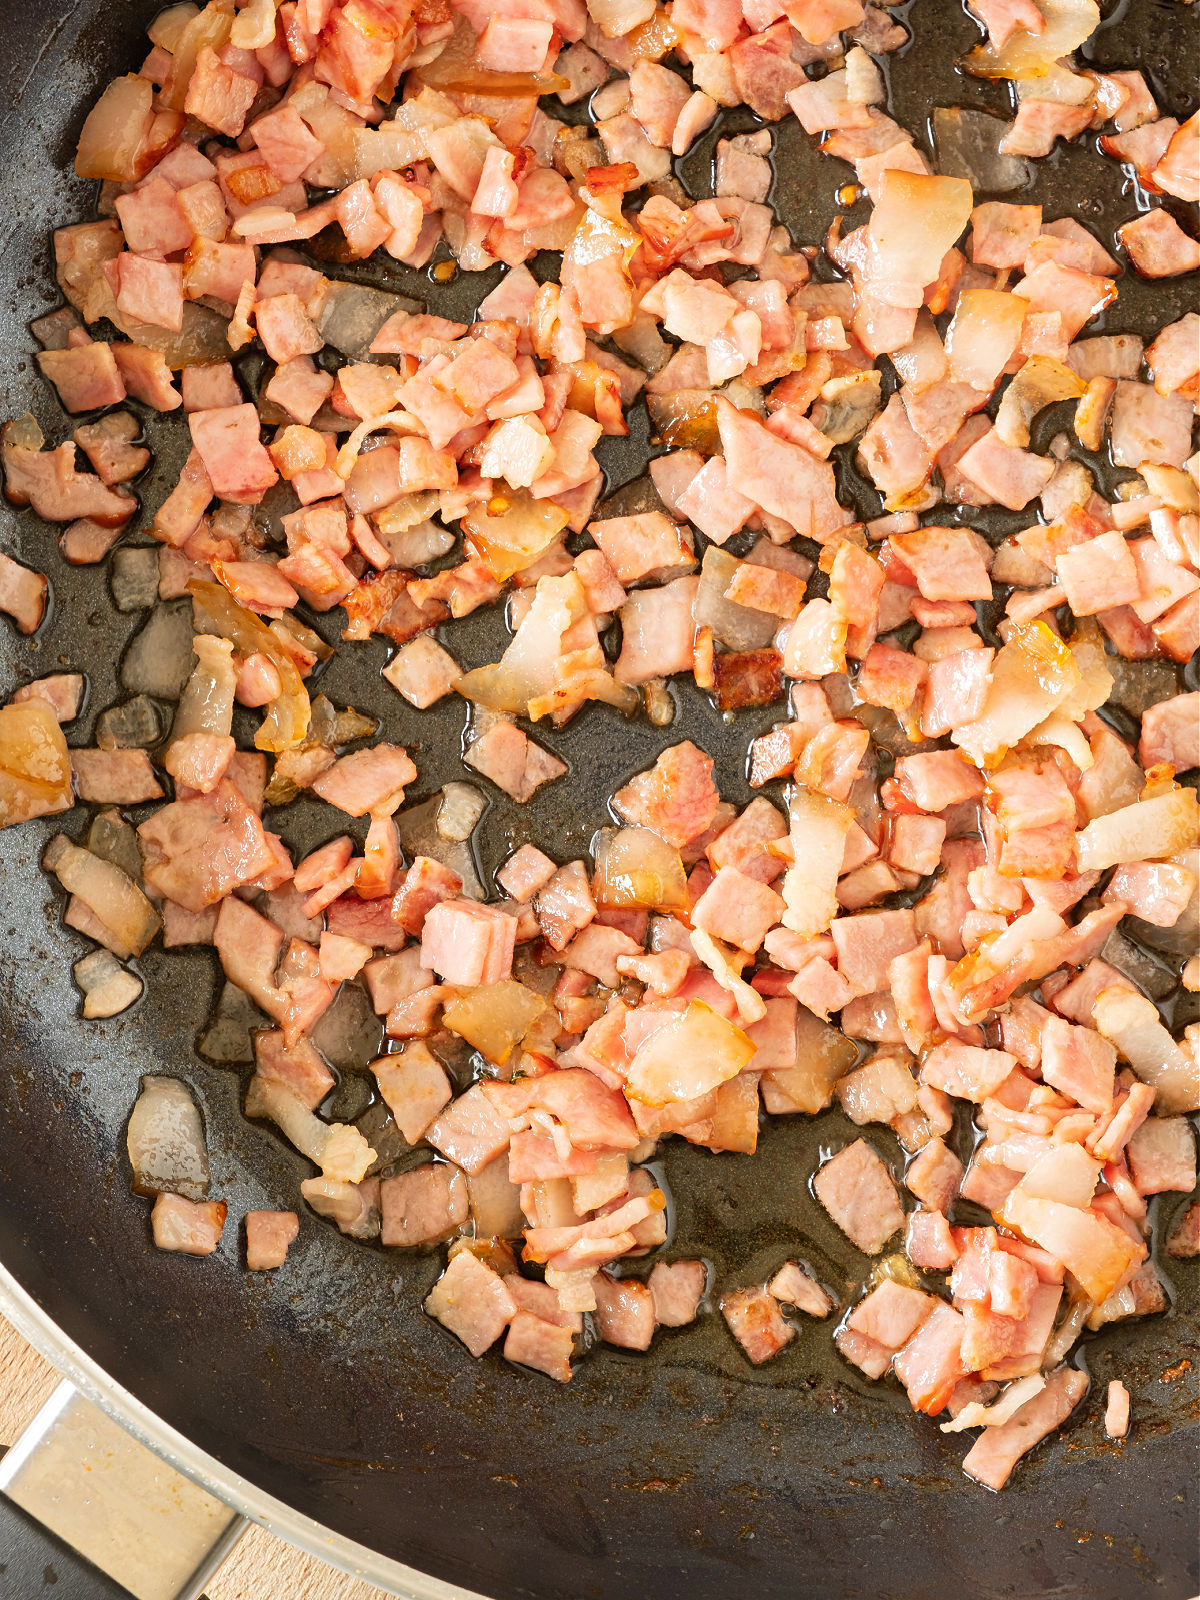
left=0, top=1263, right=487, bottom=1600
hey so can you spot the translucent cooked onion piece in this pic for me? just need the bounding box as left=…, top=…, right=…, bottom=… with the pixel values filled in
left=0, top=701, right=74, bottom=830
left=945, top=290, right=1029, bottom=392
left=952, top=621, right=1081, bottom=768
left=592, top=826, right=689, bottom=913
left=188, top=580, right=310, bottom=751
left=43, top=833, right=161, bottom=957
left=462, top=491, right=570, bottom=581
left=1092, top=987, right=1200, bottom=1113
left=245, top=1074, right=377, bottom=1181
left=962, top=0, right=1101, bottom=81
left=867, top=171, right=974, bottom=300
left=780, top=788, right=854, bottom=938
left=442, top=980, right=550, bottom=1065
left=1075, top=788, right=1199, bottom=873
left=127, top=1076, right=210, bottom=1200
left=941, top=1376, right=1046, bottom=1434
left=994, top=356, right=1086, bottom=448
left=73, top=949, right=144, bottom=1019
left=74, top=75, right=155, bottom=181
left=437, top=782, right=487, bottom=842
left=625, top=1001, right=755, bottom=1106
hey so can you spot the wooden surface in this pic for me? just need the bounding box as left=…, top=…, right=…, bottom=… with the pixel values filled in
left=0, top=1314, right=395, bottom=1600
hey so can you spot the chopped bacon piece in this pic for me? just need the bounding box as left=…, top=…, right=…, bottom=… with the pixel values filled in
left=464, top=720, right=567, bottom=802
left=612, top=741, right=719, bottom=850
left=311, top=745, right=417, bottom=817
left=649, top=1259, right=707, bottom=1326
left=380, top=1162, right=469, bottom=1247
left=814, top=1139, right=904, bottom=1254
left=721, top=1285, right=795, bottom=1364
left=504, top=1309, right=575, bottom=1381
left=962, top=1366, right=1088, bottom=1488
left=592, top=1272, right=656, bottom=1349
left=188, top=405, right=278, bottom=505
left=426, top=1249, right=517, bottom=1356
left=245, top=1210, right=299, bottom=1270
left=1118, top=208, right=1200, bottom=278
left=151, top=1193, right=226, bottom=1256
left=421, top=900, right=516, bottom=986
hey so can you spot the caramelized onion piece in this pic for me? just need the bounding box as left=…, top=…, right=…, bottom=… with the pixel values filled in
left=188, top=580, right=311, bottom=751
left=0, top=701, right=74, bottom=830
left=593, top=825, right=689, bottom=912
left=442, top=980, right=550, bottom=1065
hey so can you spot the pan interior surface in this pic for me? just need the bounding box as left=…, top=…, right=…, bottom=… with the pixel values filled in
left=0, top=0, right=1197, bottom=1596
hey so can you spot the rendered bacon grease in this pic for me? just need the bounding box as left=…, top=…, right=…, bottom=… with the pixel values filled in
left=1, top=0, right=1197, bottom=1494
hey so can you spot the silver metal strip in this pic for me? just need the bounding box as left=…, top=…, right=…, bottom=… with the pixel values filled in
left=0, top=1266, right=485, bottom=1600
left=0, top=1381, right=246, bottom=1600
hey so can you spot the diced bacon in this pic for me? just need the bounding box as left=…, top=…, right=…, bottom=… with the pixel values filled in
left=889, top=526, right=992, bottom=602
left=380, top=1162, right=469, bottom=1246
left=425, top=1248, right=516, bottom=1356
left=11, top=674, right=84, bottom=722
left=892, top=1302, right=967, bottom=1416
left=830, top=909, right=918, bottom=997
left=37, top=343, right=126, bottom=414
left=718, top=398, right=851, bottom=542
left=1118, top=209, right=1200, bottom=278
left=188, top=405, right=278, bottom=504
left=894, top=752, right=985, bottom=813
left=115, top=253, right=184, bottom=332
left=848, top=1279, right=937, bottom=1355
left=250, top=104, right=325, bottom=182
left=590, top=512, right=693, bottom=586
left=486, top=1068, right=640, bottom=1150
left=922, top=1042, right=1016, bottom=1103
left=310, top=745, right=417, bottom=818
left=421, top=900, right=516, bottom=986
left=70, top=748, right=162, bottom=804
left=372, top=1045, right=453, bottom=1144
left=961, top=1366, right=1088, bottom=1489
left=907, top=1208, right=958, bottom=1271
left=1126, top=1117, right=1196, bottom=1196
left=151, top=1193, right=227, bottom=1256
left=245, top=1209, right=299, bottom=1270
left=955, top=424, right=1056, bottom=511
left=504, top=1309, right=574, bottom=1381
left=0, top=552, right=49, bottom=634
left=767, top=1260, right=832, bottom=1317
left=1139, top=692, right=1200, bottom=772
left=255, top=1030, right=335, bottom=1110
left=138, top=782, right=278, bottom=911
left=613, top=741, right=718, bottom=850
left=971, top=202, right=1042, bottom=269
left=648, top=1259, right=707, bottom=1325
left=592, top=1272, right=656, bottom=1349
left=465, top=720, right=567, bottom=802
left=728, top=25, right=806, bottom=122
left=691, top=866, right=785, bottom=954
left=720, top=1286, right=795, bottom=1364
left=535, top=860, right=596, bottom=950
left=1040, top=1016, right=1116, bottom=1114
left=496, top=844, right=557, bottom=904
left=906, top=1136, right=964, bottom=1211
left=814, top=1138, right=904, bottom=1254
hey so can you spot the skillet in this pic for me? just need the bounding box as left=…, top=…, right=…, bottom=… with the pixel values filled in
left=0, top=0, right=1197, bottom=1593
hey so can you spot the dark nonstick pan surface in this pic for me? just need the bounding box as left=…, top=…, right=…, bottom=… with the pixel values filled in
left=0, top=0, right=1197, bottom=1594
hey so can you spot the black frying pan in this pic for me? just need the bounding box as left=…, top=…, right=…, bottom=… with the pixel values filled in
left=0, top=0, right=1197, bottom=1594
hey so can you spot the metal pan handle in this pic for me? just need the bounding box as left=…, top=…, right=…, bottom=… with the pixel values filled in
left=0, top=1380, right=246, bottom=1600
